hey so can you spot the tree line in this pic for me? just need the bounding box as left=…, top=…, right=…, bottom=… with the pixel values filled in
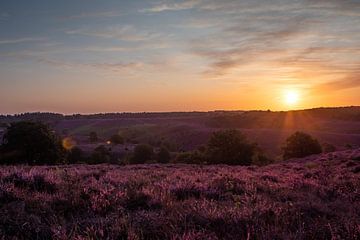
left=0, top=121, right=329, bottom=166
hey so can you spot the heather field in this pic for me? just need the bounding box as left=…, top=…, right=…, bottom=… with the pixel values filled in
left=1, top=149, right=359, bottom=240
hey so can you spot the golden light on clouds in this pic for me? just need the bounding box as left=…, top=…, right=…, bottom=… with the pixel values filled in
left=0, top=0, right=359, bottom=114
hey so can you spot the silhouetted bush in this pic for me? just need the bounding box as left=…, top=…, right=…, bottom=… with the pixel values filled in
left=157, top=147, right=171, bottom=163
left=30, top=175, right=57, bottom=193
left=1, top=121, right=64, bottom=165
left=252, top=152, right=274, bottom=166
left=88, top=145, right=111, bottom=164
left=130, top=144, right=153, bottom=164
left=205, top=129, right=257, bottom=165
left=109, top=134, right=124, bottom=145
left=67, top=147, right=84, bottom=164
left=282, top=131, right=322, bottom=160
left=3, top=173, right=56, bottom=193
left=174, top=151, right=205, bottom=164
left=322, top=143, right=336, bottom=153
left=89, top=131, right=98, bottom=143
left=345, top=143, right=353, bottom=149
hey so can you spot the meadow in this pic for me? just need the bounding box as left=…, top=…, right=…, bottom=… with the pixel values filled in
left=1, top=149, right=359, bottom=239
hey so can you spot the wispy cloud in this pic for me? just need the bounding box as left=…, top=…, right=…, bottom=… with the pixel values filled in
left=312, top=74, right=360, bottom=93
left=191, top=17, right=313, bottom=77
left=60, top=11, right=123, bottom=20
left=143, top=0, right=360, bottom=17
left=183, top=0, right=360, bottom=91
left=66, top=25, right=160, bottom=42
left=37, top=58, right=145, bottom=72
left=0, top=37, right=45, bottom=45
left=141, top=0, right=202, bottom=12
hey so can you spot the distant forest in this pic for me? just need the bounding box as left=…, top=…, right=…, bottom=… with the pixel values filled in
left=0, top=106, right=359, bottom=124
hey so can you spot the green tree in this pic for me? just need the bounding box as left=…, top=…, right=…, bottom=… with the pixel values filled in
left=109, top=134, right=124, bottom=145
left=1, top=121, right=64, bottom=165
left=157, top=147, right=171, bottom=163
left=89, top=145, right=111, bottom=164
left=282, top=131, right=322, bottom=160
left=174, top=151, right=205, bottom=164
left=205, top=129, right=256, bottom=165
left=130, top=144, right=153, bottom=164
left=67, top=146, right=84, bottom=164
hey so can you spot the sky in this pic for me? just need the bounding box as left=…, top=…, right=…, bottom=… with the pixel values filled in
left=0, top=0, right=359, bottom=114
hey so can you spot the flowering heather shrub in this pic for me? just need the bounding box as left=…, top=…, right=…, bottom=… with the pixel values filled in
left=2, top=173, right=56, bottom=193
left=0, top=149, right=359, bottom=239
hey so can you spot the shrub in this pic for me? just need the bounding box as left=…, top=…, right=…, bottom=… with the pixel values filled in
left=157, top=147, right=171, bottom=164
left=89, top=131, right=98, bottom=143
left=174, top=151, right=205, bottom=164
left=109, top=134, right=124, bottom=145
left=345, top=143, right=353, bottom=149
left=67, top=146, right=84, bottom=164
left=282, top=131, right=322, bottom=160
left=3, top=173, right=56, bottom=193
left=30, top=175, right=57, bottom=193
left=130, top=144, right=153, bottom=164
left=205, top=129, right=256, bottom=165
left=1, top=121, right=65, bottom=165
left=252, top=152, right=274, bottom=166
left=89, top=145, right=111, bottom=164
left=322, top=143, right=336, bottom=153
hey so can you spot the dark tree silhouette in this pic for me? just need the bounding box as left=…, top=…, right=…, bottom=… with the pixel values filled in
left=282, top=131, right=322, bottom=160
left=109, top=134, right=124, bottom=145
left=89, top=145, right=111, bottom=164
left=206, top=129, right=256, bottom=165
left=157, top=147, right=171, bottom=163
left=130, top=144, right=153, bottom=164
left=67, top=147, right=84, bottom=164
left=1, top=121, right=64, bottom=165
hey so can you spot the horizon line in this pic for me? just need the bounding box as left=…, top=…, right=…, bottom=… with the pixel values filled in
left=1, top=105, right=359, bottom=117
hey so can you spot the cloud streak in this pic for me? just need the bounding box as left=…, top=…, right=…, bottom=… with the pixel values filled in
left=60, top=11, right=123, bottom=20
left=182, top=0, right=360, bottom=93
left=37, top=58, right=145, bottom=72
left=66, top=25, right=160, bottom=42
left=141, top=0, right=202, bottom=12
left=0, top=37, right=45, bottom=45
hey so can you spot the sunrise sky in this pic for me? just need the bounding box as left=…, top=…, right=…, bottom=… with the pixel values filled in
left=0, top=0, right=359, bottom=114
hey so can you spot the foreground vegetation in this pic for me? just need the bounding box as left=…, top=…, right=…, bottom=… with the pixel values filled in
left=0, top=149, right=359, bottom=239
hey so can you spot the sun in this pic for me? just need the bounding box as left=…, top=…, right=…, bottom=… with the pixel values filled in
left=284, top=90, right=300, bottom=106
